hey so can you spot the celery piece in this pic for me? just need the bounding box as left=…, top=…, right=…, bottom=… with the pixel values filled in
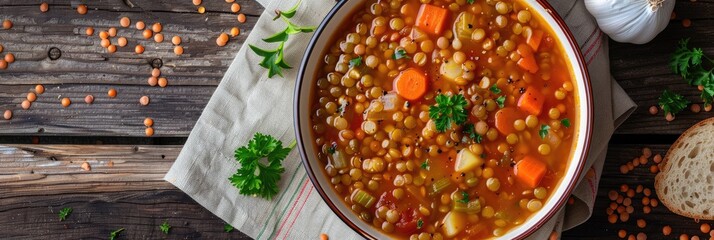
left=453, top=200, right=482, bottom=214
left=429, top=178, right=452, bottom=196
left=351, top=189, right=376, bottom=208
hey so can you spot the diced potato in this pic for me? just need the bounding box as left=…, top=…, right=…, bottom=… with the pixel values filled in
left=440, top=58, right=463, bottom=81
left=453, top=12, right=477, bottom=40
left=545, top=130, right=562, bottom=148
left=455, top=148, right=483, bottom=172
left=364, top=93, right=403, bottom=121
left=329, top=149, right=348, bottom=169
left=442, top=211, right=466, bottom=238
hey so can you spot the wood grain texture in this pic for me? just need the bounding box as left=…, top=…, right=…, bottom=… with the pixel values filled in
left=611, top=0, right=714, bottom=135
left=0, top=0, right=264, bottom=137
left=0, top=144, right=249, bottom=239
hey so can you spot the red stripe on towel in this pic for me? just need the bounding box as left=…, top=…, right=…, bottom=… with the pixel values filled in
left=273, top=179, right=309, bottom=239
left=281, top=187, right=315, bottom=240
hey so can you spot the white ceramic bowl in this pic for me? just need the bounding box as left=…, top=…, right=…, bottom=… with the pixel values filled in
left=294, top=1, right=593, bottom=239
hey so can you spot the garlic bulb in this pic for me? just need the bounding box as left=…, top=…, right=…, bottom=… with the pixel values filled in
left=584, top=0, right=675, bottom=44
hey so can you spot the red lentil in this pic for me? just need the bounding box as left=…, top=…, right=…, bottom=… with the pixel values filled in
left=3, top=19, right=13, bottom=29
left=217, top=33, right=229, bottom=46
left=620, top=184, right=629, bottom=192
left=120, top=17, right=131, bottom=27
left=148, top=76, right=158, bottom=86
left=618, top=230, right=627, bottom=238
left=636, top=219, right=646, bottom=228
left=691, top=103, right=701, bottom=113
left=154, top=33, right=164, bottom=43
left=108, top=88, right=117, bottom=98
left=139, top=96, right=150, bottom=106
left=77, top=4, right=87, bottom=15
left=84, top=95, right=94, bottom=104
left=158, top=77, right=168, bottom=87
left=636, top=185, right=643, bottom=193
left=108, top=27, right=117, bottom=37
left=663, top=226, right=672, bottom=236
left=636, top=232, right=646, bottom=240
left=81, top=162, right=91, bottom=171
left=608, top=214, right=617, bottom=223
left=142, top=29, right=153, bottom=39
left=145, top=127, right=154, bottom=137
left=100, top=39, right=111, bottom=48
left=172, top=36, right=181, bottom=45
left=643, top=206, right=651, bottom=214
left=99, top=31, right=109, bottom=39
left=320, top=233, right=328, bottom=240
left=117, top=37, right=128, bottom=47
left=643, top=188, right=651, bottom=196
left=61, top=97, right=71, bottom=107
left=650, top=199, right=658, bottom=207
left=231, top=3, right=241, bottom=12
left=107, top=45, right=117, bottom=53
left=649, top=106, right=659, bottom=115
left=666, top=113, right=675, bottom=121
left=237, top=13, right=246, bottom=23
left=86, top=27, right=95, bottom=36
left=35, top=84, right=44, bottom=94
left=135, top=45, right=145, bottom=54
left=135, top=21, right=145, bottom=30
left=705, top=103, right=713, bottom=112
left=174, top=46, right=184, bottom=55
left=682, top=18, right=692, bottom=27
left=3, top=110, right=12, bottom=120
left=40, top=2, right=49, bottom=12
left=21, top=100, right=31, bottom=109
left=27, top=92, right=37, bottom=102
left=152, top=23, right=162, bottom=33
left=649, top=165, right=659, bottom=173
left=231, top=27, right=240, bottom=37
left=144, top=118, right=153, bottom=127
left=0, top=59, right=6, bottom=69
left=701, top=223, right=711, bottom=233
left=192, top=0, right=202, bottom=6
left=608, top=190, right=618, bottom=201
left=151, top=68, right=161, bottom=77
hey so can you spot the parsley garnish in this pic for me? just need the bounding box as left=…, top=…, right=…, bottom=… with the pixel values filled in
left=229, top=133, right=297, bottom=200
left=349, top=56, right=362, bottom=68
left=658, top=89, right=690, bottom=116
left=670, top=38, right=714, bottom=104
left=58, top=207, right=72, bottom=221
left=458, top=191, right=469, bottom=203
left=461, top=123, right=482, bottom=143
left=561, top=118, right=571, bottom=128
left=392, top=49, right=409, bottom=60
left=109, top=228, right=124, bottom=240
left=420, top=159, right=430, bottom=170
left=467, top=0, right=475, bottom=3
left=417, top=219, right=424, bottom=229
left=429, top=94, right=468, bottom=132
left=250, top=0, right=315, bottom=78
left=490, top=85, right=502, bottom=94
left=327, top=143, right=337, bottom=154
left=539, top=125, right=550, bottom=139
left=224, top=224, right=234, bottom=233
left=159, top=221, right=171, bottom=235
left=496, top=96, right=506, bottom=108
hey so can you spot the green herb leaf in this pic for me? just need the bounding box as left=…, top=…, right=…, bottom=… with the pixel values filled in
left=349, top=56, right=362, bottom=68
left=490, top=85, right=502, bottom=94
left=159, top=221, right=171, bottom=235
left=109, top=228, right=125, bottom=240
left=467, top=0, right=475, bottom=3
left=392, top=49, right=409, bottom=60
left=277, top=0, right=302, bottom=19
left=671, top=38, right=704, bottom=79
left=561, top=118, right=571, bottom=128
left=417, top=219, right=424, bottom=229
left=475, top=134, right=482, bottom=143
left=458, top=191, right=469, bottom=204
left=496, top=96, right=506, bottom=108
left=658, top=89, right=690, bottom=116
left=462, top=123, right=483, bottom=143
left=539, top=125, right=550, bottom=139
left=420, top=159, right=430, bottom=170
left=224, top=224, right=234, bottom=233
left=429, top=94, right=469, bottom=132
left=327, top=143, right=336, bottom=154
left=59, top=207, right=72, bottom=221
left=250, top=43, right=292, bottom=78
left=229, top=133, right=296, bottom=200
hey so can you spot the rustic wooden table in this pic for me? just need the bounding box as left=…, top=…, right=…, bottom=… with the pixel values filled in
left=0, top=0, right=712, bottom=239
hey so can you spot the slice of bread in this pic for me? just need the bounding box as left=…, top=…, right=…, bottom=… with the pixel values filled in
left=655, top=117, right=714, bottom=220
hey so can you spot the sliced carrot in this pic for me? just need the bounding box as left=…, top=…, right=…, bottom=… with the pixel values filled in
left=517, top=56, right=539, bottom=74
left=394, top=68, right=428, bottom=101
left=517, top=86, right=545, bottom=116
left=416, top=4, right=449, bottom=35
left=527, top=30, right=544, bottom=52
left=514, top=155, right=548, bottom=188
left=494, top=107, right=523, bottom=135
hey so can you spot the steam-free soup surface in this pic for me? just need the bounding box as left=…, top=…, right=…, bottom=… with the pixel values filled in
left=309, top=0, right=577, bottom=238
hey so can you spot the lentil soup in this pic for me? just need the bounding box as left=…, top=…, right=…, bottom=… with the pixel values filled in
left=308, top=0, right=580, bottom=238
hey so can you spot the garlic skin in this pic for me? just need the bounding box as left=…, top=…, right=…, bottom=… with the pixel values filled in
left=585, top=0, right=675, bottom=44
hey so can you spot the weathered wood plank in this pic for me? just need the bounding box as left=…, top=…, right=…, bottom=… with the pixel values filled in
left=611, top=0, right=714, bottom=134
left=0, top=85, right=214, bottom=136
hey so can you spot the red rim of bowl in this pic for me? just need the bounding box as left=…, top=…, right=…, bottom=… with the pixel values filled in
left=293, top=0, right=594, bottom=239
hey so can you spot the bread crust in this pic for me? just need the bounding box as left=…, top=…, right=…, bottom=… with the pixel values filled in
left=655, top=117, right=714, bottom=220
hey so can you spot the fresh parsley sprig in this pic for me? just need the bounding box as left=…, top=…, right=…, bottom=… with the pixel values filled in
left=658, top=89, right=690, bottom=116
left=429, top=94, right=468, bottom=132
left=671, top=38, right=714, bottom=104
left=224, top=223, right=235, bottom=233
left=109, top=228, right=124, bottom=240
left=250, top=0, right=315, bottom=78
left=159, top=221, right=171, bottom=235
left=229, top=133, right=296, bottom=200
left=58, top=207, right=72, bottom=221
left=461, top=123, right=482, bottom=143
left=539, top=125, right=550, bottom=139
left=457, top=191, right=469, bottom=204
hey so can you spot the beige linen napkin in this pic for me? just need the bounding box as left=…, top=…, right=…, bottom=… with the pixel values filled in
left=164, top=0, right=637, bottom=239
